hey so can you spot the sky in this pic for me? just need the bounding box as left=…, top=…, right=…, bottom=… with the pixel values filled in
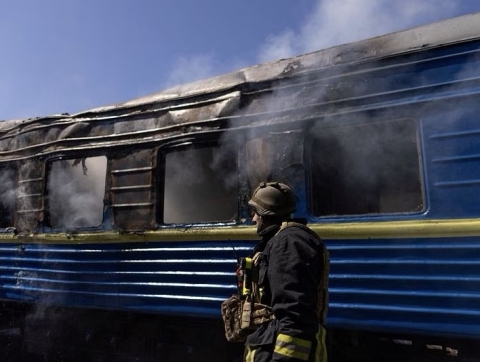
left=2, top=0, right=480, bottom=121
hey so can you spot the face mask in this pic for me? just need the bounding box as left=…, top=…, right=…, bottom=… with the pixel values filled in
left=255, top=216, right=265, bottom=235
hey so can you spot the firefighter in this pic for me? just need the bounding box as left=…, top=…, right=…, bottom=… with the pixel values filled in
left=244, top=181, right=329, bottom=362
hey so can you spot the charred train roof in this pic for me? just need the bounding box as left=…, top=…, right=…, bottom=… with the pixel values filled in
left=2, top=11, right=480, bottom=160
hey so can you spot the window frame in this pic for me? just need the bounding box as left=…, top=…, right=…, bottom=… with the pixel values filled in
left=306, top=116, right=425, bottom=220
left=157, top=140, right=240, bottom=226
left=44, top=154, right=108, bottom=230
left=0, top=163, right=17, bottom=230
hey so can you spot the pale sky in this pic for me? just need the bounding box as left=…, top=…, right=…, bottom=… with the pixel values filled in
left=2, top=0, right=480, bottom=121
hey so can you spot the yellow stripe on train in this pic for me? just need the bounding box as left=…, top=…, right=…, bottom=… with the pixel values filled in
left=1, top=218, right=480, bottom=244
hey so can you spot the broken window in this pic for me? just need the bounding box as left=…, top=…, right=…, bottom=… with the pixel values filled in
left=309, top=118, right=423, bottom=216
left=46, top=156, right=107, bottom=229
left=0, top=166, right=16, bottom=228
left=161, top=144, right=238, bottom=224
left=245, top=130, right=304, bottom=192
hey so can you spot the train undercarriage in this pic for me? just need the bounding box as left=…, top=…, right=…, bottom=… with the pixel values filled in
left=1, top=301, right=478, bottom=362
left=0, top=301, right=244, bottom=362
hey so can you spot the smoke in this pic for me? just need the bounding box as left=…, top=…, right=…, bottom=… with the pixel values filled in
left=258, top=0, right=457, bottom=62
left=4, top=1, right=466, bottom=228
left=163, top=144, right=238, bottom=224
left=309, top=118, right=424, bottom=216
left=47, top=156, right=107, bottom=229
left=0, top=168, right=16, bottom=228
left=160, top=1, right=461, bottom=90
left=164, top=54, right=218, bottom=89
left=158, top=0, right=465, bottom=187
left=237, top=0, right=463, bottom=212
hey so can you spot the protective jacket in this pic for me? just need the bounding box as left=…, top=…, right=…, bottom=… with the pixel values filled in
left=244, top=219, right=329, bottom=362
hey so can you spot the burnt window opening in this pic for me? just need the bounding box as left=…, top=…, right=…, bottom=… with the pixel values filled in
left=46, top=156, right=107, bottom=229
left=245, top=130, right=304, bottom=189
left=0, top=166, right=16, bottom=228
left=161, top=144, right=238, bottom=224
left=310, top=118, right=423, bottom=217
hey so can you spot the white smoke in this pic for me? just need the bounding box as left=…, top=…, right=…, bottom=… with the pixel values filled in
left=0, top=169, right=16, bottom=227
left=47, top=156, right=107, bottom=229
left=258, top=0, right=457, bottom=62
left=160, top=0, right=463, bottom=94
left=165, top=54, right=217, bottom=89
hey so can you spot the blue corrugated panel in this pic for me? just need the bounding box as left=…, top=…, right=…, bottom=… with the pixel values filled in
left=326, top=236, right=480, bottom=338
left=0, top=241, right=252, bottom=317
left=2, top=237, right=480, bottom=339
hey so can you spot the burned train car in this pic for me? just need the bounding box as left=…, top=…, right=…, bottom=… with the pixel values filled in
left=2, top=11, right=480, bottom=361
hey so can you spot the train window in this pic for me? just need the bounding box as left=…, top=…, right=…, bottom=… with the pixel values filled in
left=0, top=166, right=16, bottom=228
left=46, top=156, right=107, bottom=229
left=162, top=144, right=238, bottom=224
left=245, top=130, right=304, bottom=189
left=310, top=119, right=423, bottom=216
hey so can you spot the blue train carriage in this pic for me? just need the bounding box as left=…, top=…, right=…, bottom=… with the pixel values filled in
left=2, top=11, right=480, bottom=361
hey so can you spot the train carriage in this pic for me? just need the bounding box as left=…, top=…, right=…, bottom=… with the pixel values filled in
left=2, top=11, right=480, bottom=361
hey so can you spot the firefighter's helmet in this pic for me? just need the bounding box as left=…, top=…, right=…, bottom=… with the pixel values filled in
left=248, top=181, right=296, bottom=217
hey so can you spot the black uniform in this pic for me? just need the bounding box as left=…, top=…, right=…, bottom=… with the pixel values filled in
left=244, top=219, right=329, bottom=362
